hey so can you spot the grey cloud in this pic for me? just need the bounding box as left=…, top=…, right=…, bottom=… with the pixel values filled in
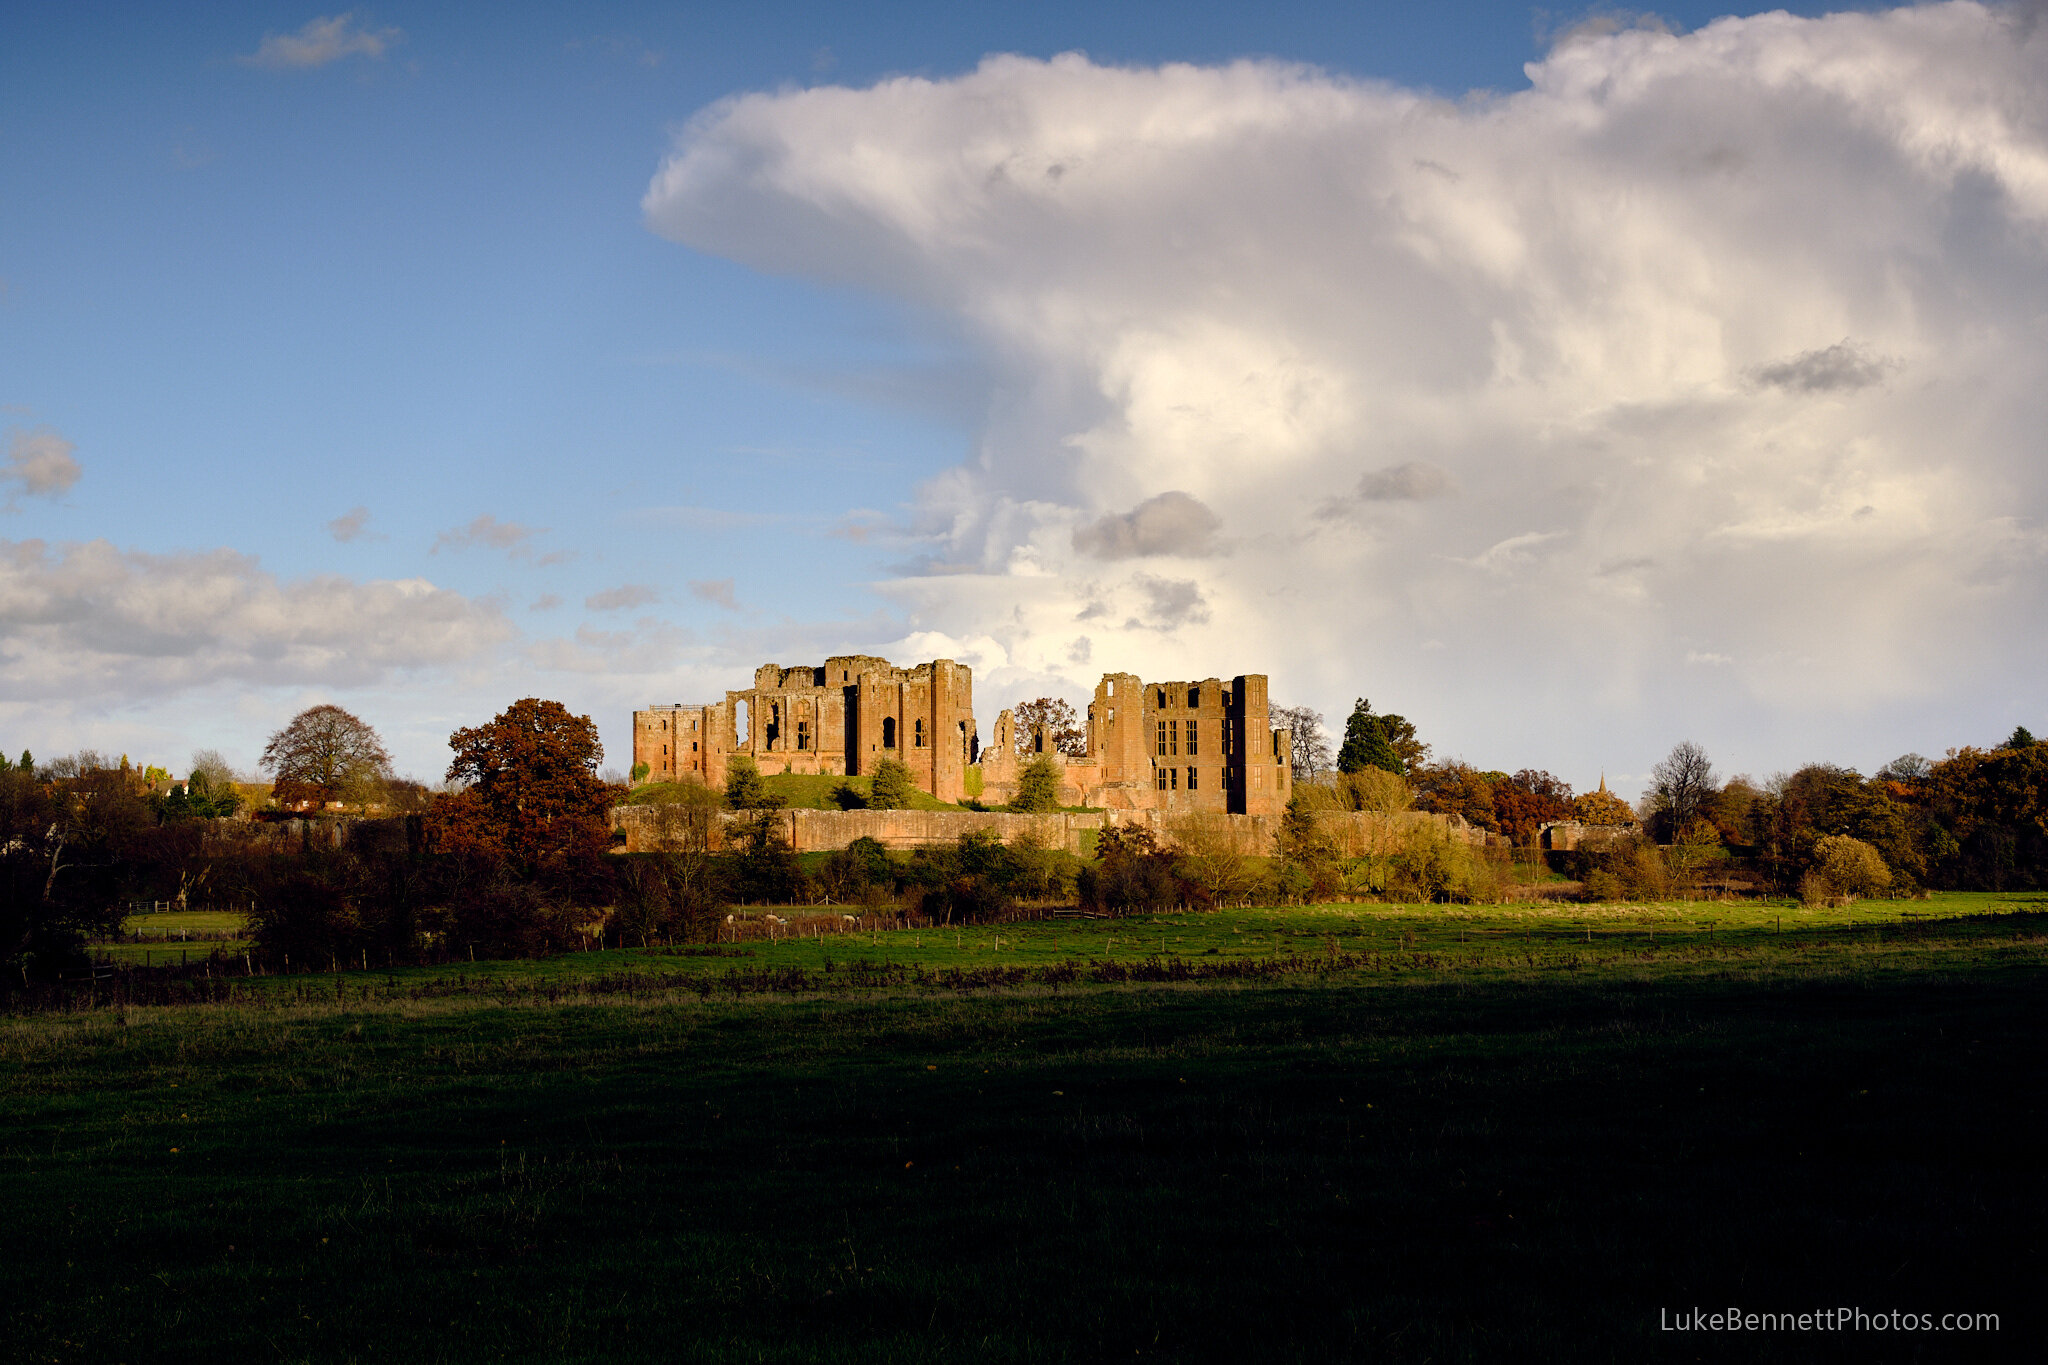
left=0, top=537, right=511, bottom=699
left=1072, top=491, right=1222, bottom=560
left=1750, top=342, right=1893, bottom=394
left=241, top=13, right=401, bottom=69
left=529, top=594, right=563, bottom=612
left=586, top=584, right=660, bottom=611
left=3, top=428, right=81, bottom=504
left=432, top=515, right=544, bottom=558
left=1132, top=575, right=1210, bottom=630
left=1358, top=461, right=1456, bottom=502
left=328, top=506, right=376, bottom=543
left=689, top=578, right=739, bottom=610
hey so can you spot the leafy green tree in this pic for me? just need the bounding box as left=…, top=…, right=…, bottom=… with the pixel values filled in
left=1336, top=699, right=1421, bottom=775
left=2002, top=726, right=2037, bottom=749
left=1274, top=791, right=1343, bottom=901
left=729, top=810, right=803, bottom=904
left=1009, top=755, right=1062, bottom=813
left=629, top=761, right=650, bottom=783
left=155, top=767, right=241, bottom=820
left=723, top=756, right=784, bottom=811
left=868, top=758, right=916, bottom=810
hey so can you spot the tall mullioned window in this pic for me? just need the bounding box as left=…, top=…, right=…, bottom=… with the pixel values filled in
left=1157, top=721, right=1169, bottom=757
left=1187, top=722, right=1198, bottom=757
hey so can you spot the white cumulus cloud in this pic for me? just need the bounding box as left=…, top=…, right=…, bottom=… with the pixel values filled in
left=646, top=4, right=2048, bottom=780
left=0, top=538, right=514, bottom=700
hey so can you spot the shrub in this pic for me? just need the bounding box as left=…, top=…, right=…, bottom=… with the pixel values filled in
left=725, top=757, right=783, bottom=811
left=1080, top=824, right=1185, bottom=914
left=868, top=760, right=916, bottom=810
left=1009, top=756, right=1063, bottom=813
left=1812, top=834, right=1891, bottom=901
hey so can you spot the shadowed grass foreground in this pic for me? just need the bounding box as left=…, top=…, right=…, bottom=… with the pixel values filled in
left=4, top=906, right=2043, bottom=1362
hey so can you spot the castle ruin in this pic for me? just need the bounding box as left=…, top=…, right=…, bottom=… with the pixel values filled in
left=633, top=656, right=976, bottom=805
left=978, top=672, right=1293, bottom=816
left=633, top=657, right=1291, bottom=818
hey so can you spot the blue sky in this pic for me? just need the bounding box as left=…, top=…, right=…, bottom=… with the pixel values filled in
left=7, top=2, right=2043, bottom=795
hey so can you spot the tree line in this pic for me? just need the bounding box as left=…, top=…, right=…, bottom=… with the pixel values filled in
left=1277, top=701, right=2048, bottom=901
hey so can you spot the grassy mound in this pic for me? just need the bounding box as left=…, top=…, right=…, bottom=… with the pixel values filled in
left=620, top=772, right=968, bottom=812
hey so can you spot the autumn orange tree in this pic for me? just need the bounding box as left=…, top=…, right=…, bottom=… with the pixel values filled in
left=261, top=704, right=392, bottom=810
left=429, top=698, right=614, bottom=875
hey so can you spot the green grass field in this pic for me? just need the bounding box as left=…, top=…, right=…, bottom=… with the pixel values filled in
left=95, top=911, right=252, bottom=967
left=9, top=895, right=2042, bottom=1362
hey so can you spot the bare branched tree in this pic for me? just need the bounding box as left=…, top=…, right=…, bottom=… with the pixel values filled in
left=1650, top=740, right=1718, bottom=838
left=1271, top=704, right=1332, bottom=780
left=1012, top=697, right=1088, bottom=756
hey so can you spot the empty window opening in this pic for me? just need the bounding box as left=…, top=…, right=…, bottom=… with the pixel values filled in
left=1157, top=688, right=1167, bottom=709
left=1156, top=721, right=1169, bottom=757
left=1155, top=767, right=1169, bottom=791
left=883, top=716, right=897, bottom=749
left=1187, top=767, right=1197, bottom=791
left=797, top=719, right=811, bottom=751
left=1188, top=687, right=1199, bottom=708
left=915, top=718, right=926, bottom=747
left=1170, top=766, right=1179, bottom=790
left=1187, top=722, right=1198, bottom=757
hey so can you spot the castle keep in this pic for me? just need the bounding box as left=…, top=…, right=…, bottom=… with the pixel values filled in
left=635, top=658, right=1291, bottom=817
left=633, top=656, right=976, bottom=805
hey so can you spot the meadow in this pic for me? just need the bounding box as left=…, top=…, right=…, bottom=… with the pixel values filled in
left=4, top=894, right=2042, bottom=1362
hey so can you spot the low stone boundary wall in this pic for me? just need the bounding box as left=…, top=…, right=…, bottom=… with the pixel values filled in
left=609, top=804, right=1480, bottom=857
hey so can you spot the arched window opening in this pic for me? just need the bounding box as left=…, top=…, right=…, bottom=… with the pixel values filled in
left=883, top=716, right=897, bottom=749
left=914, top=718, right=926, bottom=748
